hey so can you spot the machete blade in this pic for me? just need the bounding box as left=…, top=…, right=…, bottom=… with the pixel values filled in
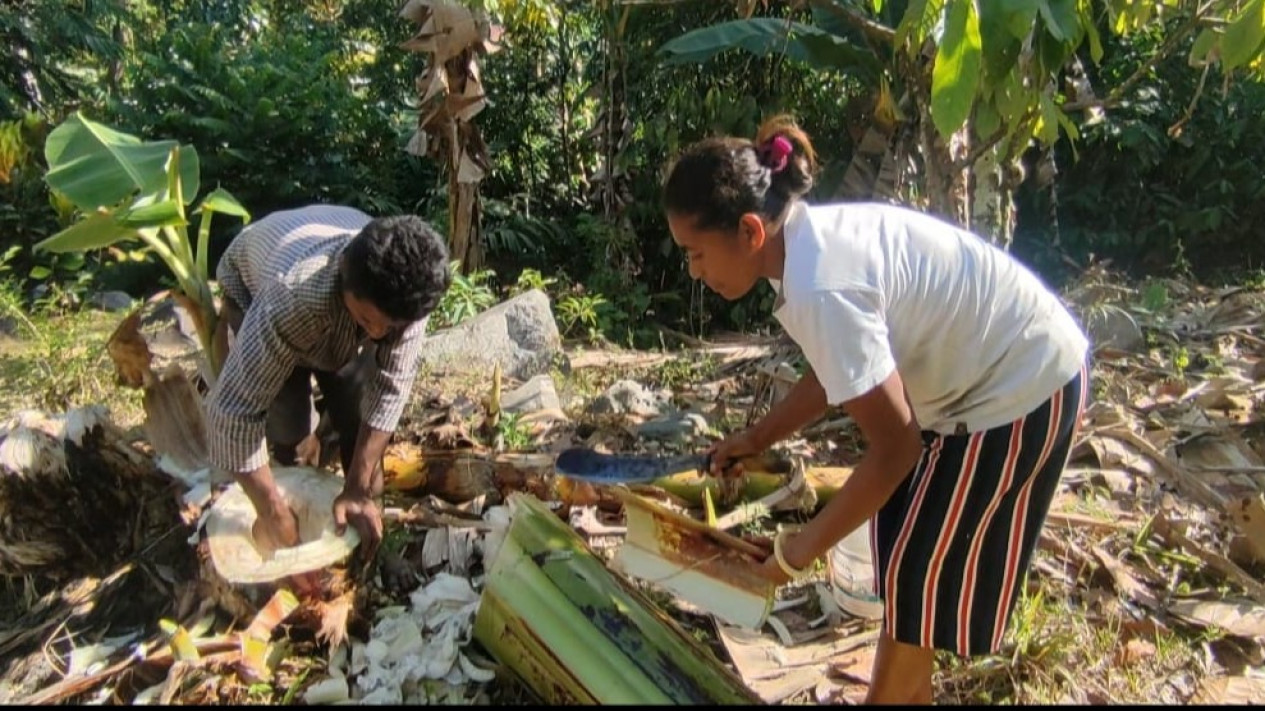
left=553, top=448, right=707, bottom=484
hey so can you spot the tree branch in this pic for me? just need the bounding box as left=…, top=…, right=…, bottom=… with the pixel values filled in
left=1167, top=60, right=1212, bottom=136
left=952, top=107, right=1038, bottom=172
left=808, top=0, right=896, bottom=45
left=1064, top=1, right=1225, bottom=112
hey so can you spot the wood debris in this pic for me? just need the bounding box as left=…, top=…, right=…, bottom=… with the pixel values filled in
left=11, top=269, right=1265, bottom=705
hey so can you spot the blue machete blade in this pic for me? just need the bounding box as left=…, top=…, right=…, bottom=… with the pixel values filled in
left=553, top=447, right=707, bottom=484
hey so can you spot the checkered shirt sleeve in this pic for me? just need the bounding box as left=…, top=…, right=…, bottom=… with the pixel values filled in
left=360, top=317, right=429, bottom=432
left=205, top=283, right=315, bottom=473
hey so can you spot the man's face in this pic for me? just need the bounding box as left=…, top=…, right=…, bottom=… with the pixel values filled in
left=342, top=290, right=407, bottom=341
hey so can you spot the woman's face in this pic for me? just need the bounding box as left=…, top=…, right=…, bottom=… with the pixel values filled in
left=668, top=212, right=766, bottom=301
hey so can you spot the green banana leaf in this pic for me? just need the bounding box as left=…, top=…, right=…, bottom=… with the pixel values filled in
left=116, top=199, right=188, bottom=230
left=43, top=111, right=201, bottom=211
left=658, top=18, right=881, bottom=81
left=35, top=212, right=146, bottom=253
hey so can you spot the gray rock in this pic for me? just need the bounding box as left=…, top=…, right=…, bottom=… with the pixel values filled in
left=135, top=296, right=205, bottom=379
left=501, top=374, right=562, bottom=414
left=636, top=411, right=711, bottom=442
left=0, top=316, right=18, bottom=339
left=587, top=379, right=666, bottom=418
left=1084, top=305, right=1144, bottom=352
left=422, top=289, right=562, bottom=381
left=90, top=291, right=135, bottom=312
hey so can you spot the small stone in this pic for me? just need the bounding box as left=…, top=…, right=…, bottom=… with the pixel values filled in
left=501, top=374, right=561, bottom=414
left=587, top=380, right=666, bottom=417
left=636, top=411, right=710, bottom=442
left=89, top=291, right=135, bottom=312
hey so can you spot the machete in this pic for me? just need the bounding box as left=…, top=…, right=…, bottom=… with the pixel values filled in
left=553, top=447, right=792, bottom=484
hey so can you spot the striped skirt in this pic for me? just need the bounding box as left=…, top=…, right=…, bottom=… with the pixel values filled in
left=872, top=362, right=1089, bottom=657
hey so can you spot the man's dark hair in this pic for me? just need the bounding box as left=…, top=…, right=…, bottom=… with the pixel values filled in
left=341, top=215, right=451, bottom=322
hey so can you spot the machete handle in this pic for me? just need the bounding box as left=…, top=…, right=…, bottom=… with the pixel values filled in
left=702, top=450, right=794, bottom=477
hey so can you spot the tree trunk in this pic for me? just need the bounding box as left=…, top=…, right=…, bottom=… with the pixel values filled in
left=901, top=56, right=1021, bottom=249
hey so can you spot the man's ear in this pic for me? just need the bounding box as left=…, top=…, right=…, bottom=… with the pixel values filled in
left=739, top=212, right=767, bottom=252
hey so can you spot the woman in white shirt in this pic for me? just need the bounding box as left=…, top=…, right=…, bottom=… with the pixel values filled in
left=663, top=115, right=1090, bottom=704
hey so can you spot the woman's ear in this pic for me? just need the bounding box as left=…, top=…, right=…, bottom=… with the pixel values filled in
left=739, top=212, right=767, bottom=252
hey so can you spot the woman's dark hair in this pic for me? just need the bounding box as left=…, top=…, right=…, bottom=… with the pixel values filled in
left=663, top=114, right=818, bottom=232
left=341, top=215, right=452, bottom=322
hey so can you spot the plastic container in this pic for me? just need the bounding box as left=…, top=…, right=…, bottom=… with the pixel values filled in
left=828, top=520, right=885, bottom=621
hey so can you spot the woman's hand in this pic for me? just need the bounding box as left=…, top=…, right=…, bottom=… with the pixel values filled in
left=744, top=530, right=813, bottom=587
left=706, top=428, right=766, bottom=478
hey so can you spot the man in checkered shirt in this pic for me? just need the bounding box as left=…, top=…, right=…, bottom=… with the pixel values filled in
left=207, top=204, right=451, bottom=571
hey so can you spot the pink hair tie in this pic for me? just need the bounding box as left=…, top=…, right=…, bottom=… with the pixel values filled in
left=759, top=135, right=794, bottom=174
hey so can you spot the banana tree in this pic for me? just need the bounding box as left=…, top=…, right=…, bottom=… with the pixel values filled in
left=399, top=0, right=499, bottom=274
left=660, top=0, right=1265, bottom=249
left=33, top=111, right=250, bottom=388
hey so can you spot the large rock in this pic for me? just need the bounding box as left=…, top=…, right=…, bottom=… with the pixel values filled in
left=422, top=289, right=562, bottom=380
left=1083, top=305, right=1144, bottom=352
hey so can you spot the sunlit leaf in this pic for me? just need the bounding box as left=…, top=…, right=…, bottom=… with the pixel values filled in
left=979, top=1, right=1026, bottom=82
left=895, top=0, right=936, bottom=49
left=1038, top=0, right=1079, bottom=41
left=43, top=112, right=200, bottom=211
left=999, top=0, right=1041, bottom=39
left=931, top=0, right=983, bottom=137
left=1189, top=27, right=1220, bottom=66
left=1220, top=0, right=1265, bottom=70
left=1080, top=0, right=1103, bottom=63
left=994, top=71, right=1031, bottom=126
left=659, top=18, right=880, bottom=80
left=116, top=200, right=186, bottom=229
left=975, top=98, right=1003, bottom=141
left=197, top=187, right=252, bottom=222
left=34, top=211, right=140, bottom=253
left=1035, top=92, right=1061, bottom=144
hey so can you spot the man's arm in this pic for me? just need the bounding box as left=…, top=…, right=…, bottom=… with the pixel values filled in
left=206, top=286, right=305, bottom=518
left=353, top=318, right=429, bottom=460
left=344, top=424, right=391, bottom=497
left=332, top=321, right=428, bottom=554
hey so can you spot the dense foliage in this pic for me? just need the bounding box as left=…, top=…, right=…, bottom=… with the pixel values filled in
left=4, top=0, right=1265, bottom=344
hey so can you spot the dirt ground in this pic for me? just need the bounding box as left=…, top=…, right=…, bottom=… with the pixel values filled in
left=3, top=269, right=1265, bottom=704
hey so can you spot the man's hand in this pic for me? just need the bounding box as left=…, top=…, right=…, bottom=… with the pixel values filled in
left=333, top=490, right=383, bottom=558
left=252, top=497, right=302, bottom=555
left=250, top=494, right=324, bottom=597
left=706, top=428, right=766, bottom=478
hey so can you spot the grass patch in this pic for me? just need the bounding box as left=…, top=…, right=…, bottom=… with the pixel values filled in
left=0, top=295, right=143, bottom=427
left=642, top=352, right=720, bottom=392
left=934, top=576, right=1203, bottom=704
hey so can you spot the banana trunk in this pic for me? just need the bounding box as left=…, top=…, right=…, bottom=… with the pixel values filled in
left=472, top=493, right=760, bottom=705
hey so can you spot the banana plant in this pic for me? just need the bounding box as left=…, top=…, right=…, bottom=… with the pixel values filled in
left=659, top=0, right=1265, bottom=249
left=33, top=111, right=250, bottom=387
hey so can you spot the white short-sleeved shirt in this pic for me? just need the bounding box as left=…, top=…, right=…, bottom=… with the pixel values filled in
left=769, top=201, right=1088, bottom=435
